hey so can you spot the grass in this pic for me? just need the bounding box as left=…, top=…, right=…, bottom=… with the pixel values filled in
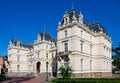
left=51, top=78, right=120, bottom=83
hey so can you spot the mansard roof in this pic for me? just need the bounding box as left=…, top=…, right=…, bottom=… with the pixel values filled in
left=61, top=9, right=82, bottom=24
left=38, top=31, right=52, bottom=42
left=11, top=39, right=33, bottom=49
left=89, top=23, right=108, bottom=34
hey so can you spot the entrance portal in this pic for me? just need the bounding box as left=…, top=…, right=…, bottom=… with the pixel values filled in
left=36, top=62, right=41, bottom=73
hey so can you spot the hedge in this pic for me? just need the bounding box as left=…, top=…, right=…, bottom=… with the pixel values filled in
left=51, top=78, right=120, bottom=83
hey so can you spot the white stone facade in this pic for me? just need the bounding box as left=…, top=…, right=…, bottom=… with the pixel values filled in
left=8, top=9, right=112, bottom=77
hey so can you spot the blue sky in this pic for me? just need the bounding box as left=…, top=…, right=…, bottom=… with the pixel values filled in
left=0, top=0, right=120, bottom=56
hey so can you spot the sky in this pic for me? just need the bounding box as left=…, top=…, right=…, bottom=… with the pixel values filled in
left=0, top=0, right=120, bottom=56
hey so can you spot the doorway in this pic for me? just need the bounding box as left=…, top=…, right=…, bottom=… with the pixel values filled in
left=36, top=62, right=41, bottom=73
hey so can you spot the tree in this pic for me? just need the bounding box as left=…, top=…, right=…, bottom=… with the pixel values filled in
left=112, top=42, right=120, bottom=70
left=59, top=65, right=72, bottom=79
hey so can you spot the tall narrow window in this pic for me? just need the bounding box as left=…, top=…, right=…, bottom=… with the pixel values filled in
left=46, top=45, right=48, bottom=49
left=80, top=43, right=83, bottom=52
left=64, top=59, right=68, bottom=67
left=80, top=59, right=83, bottom=71
left=64, top=30, right=67, bottom=37
left=90, top=36, right=92, bottom=41
left=104, top=61, right=106, bottom=71
left=18, top=50, right=19, bottom=53
left=90, top=60, right=92, bottom=71
left=64, top=43, right=68, bottom=52
left=38, top=53, right=39, bottom=58
left=52, top=53, right=54, bottom=59
left=17, top=56, right=20, bottom=61
left=46, top=53, right=48, bottom=59
left=17, top=65, right=20, bottom=72
left=81, top=30, right=83, bottom=37
left=90, top=45, right=92, bottom=55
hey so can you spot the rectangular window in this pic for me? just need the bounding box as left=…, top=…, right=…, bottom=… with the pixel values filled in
left=81, top=30, right=83, bottom=37
left=90, top=60, right=92, bottom=71
left=90, top=45, right=92, bottom=55
left=17, top=65, right=20, bottom=71
left=80, top=59, right=83, bottom=71
left=52, top=53, right=54, bottom=59
left=17, top=56, right=20, bottom=61
left=46, top=53, right=48, bottom=59
left=64, top=43, right=68, bottom=52
left=64, top=60, right=68, bottom=67
left=18, top=50, right=19, bottom=53
left=38, top=53, right=39, bottom=58
left=64, top=30, right=67, bottom=37
left=46, top=45, right=48, bottom=49
left=80, top=43, right=83, bottom=52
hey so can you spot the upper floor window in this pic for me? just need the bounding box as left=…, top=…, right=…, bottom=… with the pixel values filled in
left=17, top=56, right=20, bottom=61
left=90, top=45, right=92, bottom=55
left=64, top=30, right=67, bottom=37
left=46, top=45, right=48, bottom=49
left=46, top=53, right=48, bottom=59
left=52, top=53, right=54, bottom=59
left=38, top=53, right=39, bottom=58
left=90, top=36, right=92, bottom=41
left=64, top=43, right=68, bottom=52
left=80, top=43, right=83, bottom=52
left=81, top=30, right=83, bottom=37
left=17, top=50, right=19, bottom=53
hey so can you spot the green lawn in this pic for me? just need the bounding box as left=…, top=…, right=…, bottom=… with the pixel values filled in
left=51, top=78, right=120, bottom=83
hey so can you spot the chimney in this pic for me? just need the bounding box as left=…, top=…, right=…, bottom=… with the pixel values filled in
left=20, top=40, right=22, bottom=44
left=86, top=22, right=91, bottom=26
left=29, top=42, right=33, bottom=46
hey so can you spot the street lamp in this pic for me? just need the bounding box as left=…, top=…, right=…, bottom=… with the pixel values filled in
left=46, top=62, right=49, bottom=81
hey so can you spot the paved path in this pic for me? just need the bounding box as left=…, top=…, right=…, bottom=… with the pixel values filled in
left=0, top=77, right=51, bottom=83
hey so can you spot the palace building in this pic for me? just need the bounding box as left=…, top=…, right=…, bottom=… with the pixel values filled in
left=8, top=9, right=112, bottom=77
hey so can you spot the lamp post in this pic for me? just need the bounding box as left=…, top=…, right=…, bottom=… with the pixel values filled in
left=46, top=62, right=49, bottom=81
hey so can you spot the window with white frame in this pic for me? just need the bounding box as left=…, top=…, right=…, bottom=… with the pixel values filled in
left=64, top=30, right=67, bottom=37
left=80, top=43, right=83, bottom=52
left=90, top=45, right=92, bottom=55
left=80, top=59, right=83, bottom=71
left=17, top=65, right=20, bottom=71
left=90, top=60, right=92, bottom=71
left=64, top=43, right=68, bottom=52
left=46, top=53, right=48, bottom=59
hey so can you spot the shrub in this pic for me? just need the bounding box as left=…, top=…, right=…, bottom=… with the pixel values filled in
left=0, top=74, right=6, bottom=78
left=59, top=65, right=72, bottom=79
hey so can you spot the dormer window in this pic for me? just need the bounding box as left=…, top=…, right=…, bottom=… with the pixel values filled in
left=64, top=30, right=67, bottom=37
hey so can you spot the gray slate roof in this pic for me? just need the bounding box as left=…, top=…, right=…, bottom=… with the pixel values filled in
left=11, top=39, right=33, bottom=49
left=61, top=9, right=80, bottom=24
left=38, top=31, right=52, bottom=42
left=89, top=23, right=107, bottom=34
